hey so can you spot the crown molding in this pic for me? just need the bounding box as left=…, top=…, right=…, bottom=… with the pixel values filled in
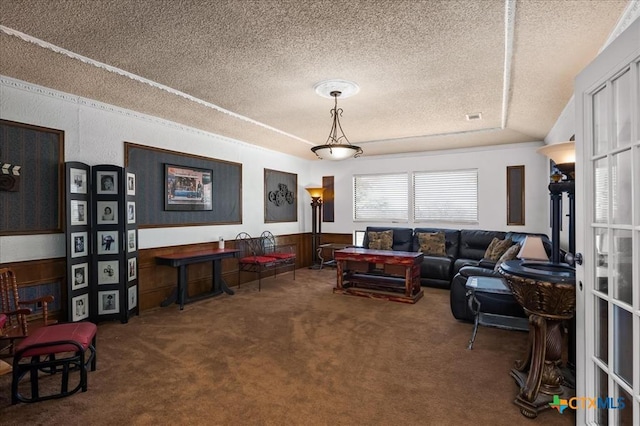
left=0, top=75, right=291, bottom=155
left=0, top=25, right=310, bottom=146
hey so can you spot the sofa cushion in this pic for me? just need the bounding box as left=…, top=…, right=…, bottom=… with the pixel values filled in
left=367, top=230, right=394, bottom=250
left=494, top=243, right=521, bottom=271
left=417, top=231, right=446, bottom=256
left=484, top=237, right=513, bottom=260
left=420, top=256, right=454, bottom=282
left=413, top=228, right=460, bottom=257
left=363, top=227, right=414, bottom=251
left=458, top=230, right=506, bottom=260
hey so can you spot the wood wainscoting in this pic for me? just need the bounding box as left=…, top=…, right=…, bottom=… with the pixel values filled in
left=139, top=232, right=353, bottom=311
left=1, top=232, right=354, bottom=316
left=0, top=258, right=66, bottom=322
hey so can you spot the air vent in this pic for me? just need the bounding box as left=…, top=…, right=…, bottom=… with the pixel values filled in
left=466, top=112, right=482, bottom=121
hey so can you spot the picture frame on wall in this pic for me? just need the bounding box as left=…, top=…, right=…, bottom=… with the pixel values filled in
left=264, top=168, right=297, bottom=223
left=98, top=290, right=120, bottom=315
left=71, top=262, right=89, bottom=290
left=127, top=201, right=136, bottom=224
left=128, top=257, right=137, bottom=281
left=96, top=171, right=118, bottom=195
left=97, top=200, right=118, bottom=225
left=69, top=168, right=87, bottom=194
left=128, top=285, right=137, bottom=309
left=127, top=172, right=136, bottom=196
left=72, top=293, right=89, bottom=322
left=98, top=260, right=119, bottom=285
left=97, top=230, right=119, bottom=255
left=71, top=231, right=88, bottom=258
left=164, top=164, right=213, bottom=211
left=127, top=229, right=137, bottom=252
left=70, top=200, right=88, bottom=226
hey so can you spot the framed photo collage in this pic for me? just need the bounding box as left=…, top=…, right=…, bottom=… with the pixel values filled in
left=65, top=163, right=138, bottom=324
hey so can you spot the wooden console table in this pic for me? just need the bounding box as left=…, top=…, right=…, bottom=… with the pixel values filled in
left=334, top=248, right=424, bottom=304
left=156, top=248, right=239, bottom=310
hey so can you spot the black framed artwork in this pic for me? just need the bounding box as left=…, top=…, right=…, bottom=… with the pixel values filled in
left=264, top=168, right=297, bottom=223
left=164, top=164, right=213, bottom=211
left=506, top=165, right=525, bottom=226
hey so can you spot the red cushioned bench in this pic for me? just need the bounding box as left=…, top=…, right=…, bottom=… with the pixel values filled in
left=236, top=231, right=296, bottom=291
left=11, top=322, right=97, bottom=404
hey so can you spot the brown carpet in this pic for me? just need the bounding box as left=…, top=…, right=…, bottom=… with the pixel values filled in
left=0, top=268, right=574, bottom=425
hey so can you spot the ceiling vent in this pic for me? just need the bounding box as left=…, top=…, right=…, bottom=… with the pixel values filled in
left=466, top=112, right=482, bottom=121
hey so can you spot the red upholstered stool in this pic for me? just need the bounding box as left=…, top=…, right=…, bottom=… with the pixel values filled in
left=11, top=322, right=97, bottom=404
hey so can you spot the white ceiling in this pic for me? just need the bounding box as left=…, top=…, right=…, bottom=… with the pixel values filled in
left=0, top=0, right=632, bottom=160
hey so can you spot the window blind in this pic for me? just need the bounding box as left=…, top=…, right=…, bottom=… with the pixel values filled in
left=353, top=173, right=408, bottom=221
left=413, top=169, right=478, bottom=223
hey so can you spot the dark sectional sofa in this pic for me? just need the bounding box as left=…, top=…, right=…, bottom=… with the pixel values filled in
left=360, top=226, right=553, bottom=321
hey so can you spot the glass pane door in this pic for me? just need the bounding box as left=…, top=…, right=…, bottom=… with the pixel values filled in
left=576, top=18, right=639, bottom=425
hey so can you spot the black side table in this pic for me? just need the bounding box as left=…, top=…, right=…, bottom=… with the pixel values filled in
left=466, top=276, right=529, bottom=349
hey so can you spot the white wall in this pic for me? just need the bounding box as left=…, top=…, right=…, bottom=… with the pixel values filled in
left=1, top=76, right=554, bottom=264
left=0, top=77, right=310, bottom=263
left=310, top=142, right=552, bottom=237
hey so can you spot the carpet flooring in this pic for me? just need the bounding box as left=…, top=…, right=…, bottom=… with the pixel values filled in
left=0, top=268, right=574, bottom=425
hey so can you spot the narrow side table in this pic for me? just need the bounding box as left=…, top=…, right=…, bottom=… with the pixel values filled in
left=466, top=276, right=529, bottom=349
left=317, top=243, right=350, bottom=269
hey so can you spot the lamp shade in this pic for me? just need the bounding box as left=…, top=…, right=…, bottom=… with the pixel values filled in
left=305, top=186, right=324, bottom=199
left=311, top=145, right=362, bottom=161
left=537, top=141, right=576, bottom=180
left=517, top=236, right=549, bottom=261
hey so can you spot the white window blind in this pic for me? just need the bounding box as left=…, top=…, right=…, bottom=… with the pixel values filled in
left=353, top=173, right=408, bottom=221
left=413, top=169, right=478, bottom=223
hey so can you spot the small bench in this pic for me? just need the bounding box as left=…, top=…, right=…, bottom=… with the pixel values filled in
left=12, top=322, right=97, bottom=404
left=236, top=231, right=296, bottom=291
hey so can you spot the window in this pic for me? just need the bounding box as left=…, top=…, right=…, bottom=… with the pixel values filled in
left=413, top=169, right=478, bottom=223
left=353, top=173, right=408, bottom=221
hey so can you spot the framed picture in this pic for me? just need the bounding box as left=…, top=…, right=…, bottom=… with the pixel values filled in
left=98, top=260, right=119, bottom=285
left=70, top=200, right=87, bottom=226
left=70, top=168, right=87, bottom=194
left=127, top=172, right=136, bottom=195
left=128, top=285, right=137, bottom=309
left=128, top=257, right=137, bottom=281
left=507, top=165, right=525, bottom=226
left=96, top=171, right=118, bottom=194
left=97, top=200, right=118, bottom=225
left=127, top=201, right=136, bottom=224
left=164, top=164, right=213, bottom=211
left=71, top=293, right=89, bottom=322
left=98, top=290, right=120, bottom=315
left=127, top=229, right=137, bottom=252
left=71, top=231, right=88, bottom=258
left=264, top=168, right=297, bottom=223
left=97, top=230, right=119, bottom=255
left=71, top=262, right=89, bottom=290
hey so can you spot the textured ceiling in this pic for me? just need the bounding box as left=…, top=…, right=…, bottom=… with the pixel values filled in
left=0, top=0, right=631, bottom=160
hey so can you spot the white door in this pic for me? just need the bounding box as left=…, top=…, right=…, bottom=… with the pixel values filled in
left=575, top=17, right=639, bottom=425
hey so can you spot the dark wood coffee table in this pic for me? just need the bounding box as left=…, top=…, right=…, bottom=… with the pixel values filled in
left=333, top=247, right=424, bottom=304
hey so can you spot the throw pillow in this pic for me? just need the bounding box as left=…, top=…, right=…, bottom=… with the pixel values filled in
left=494, top=243, right=521, bottom=271
left=367, top=230, right=393, bottom=250
left=417, top=232, right=446, bottom=256
left=483, top=237, right=513, bottom=261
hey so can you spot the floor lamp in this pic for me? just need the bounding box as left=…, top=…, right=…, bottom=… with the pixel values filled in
left=305, top=187, right=324, bottom=268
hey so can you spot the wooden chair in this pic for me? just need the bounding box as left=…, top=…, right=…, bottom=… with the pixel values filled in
left=0, top=267, right=55, bottom=356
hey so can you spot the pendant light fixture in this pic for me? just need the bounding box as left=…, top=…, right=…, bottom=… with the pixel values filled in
left=311, top=80, right=363, bottom=160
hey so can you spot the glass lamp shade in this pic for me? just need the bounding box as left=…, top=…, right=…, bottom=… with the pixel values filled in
left=517, top=236, right=549, bottom=261
left=311, top=144, right=362, bottom=161
left=537, top=141, right=576, bottom=179
left=305, top=186, right=324, bottom=199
